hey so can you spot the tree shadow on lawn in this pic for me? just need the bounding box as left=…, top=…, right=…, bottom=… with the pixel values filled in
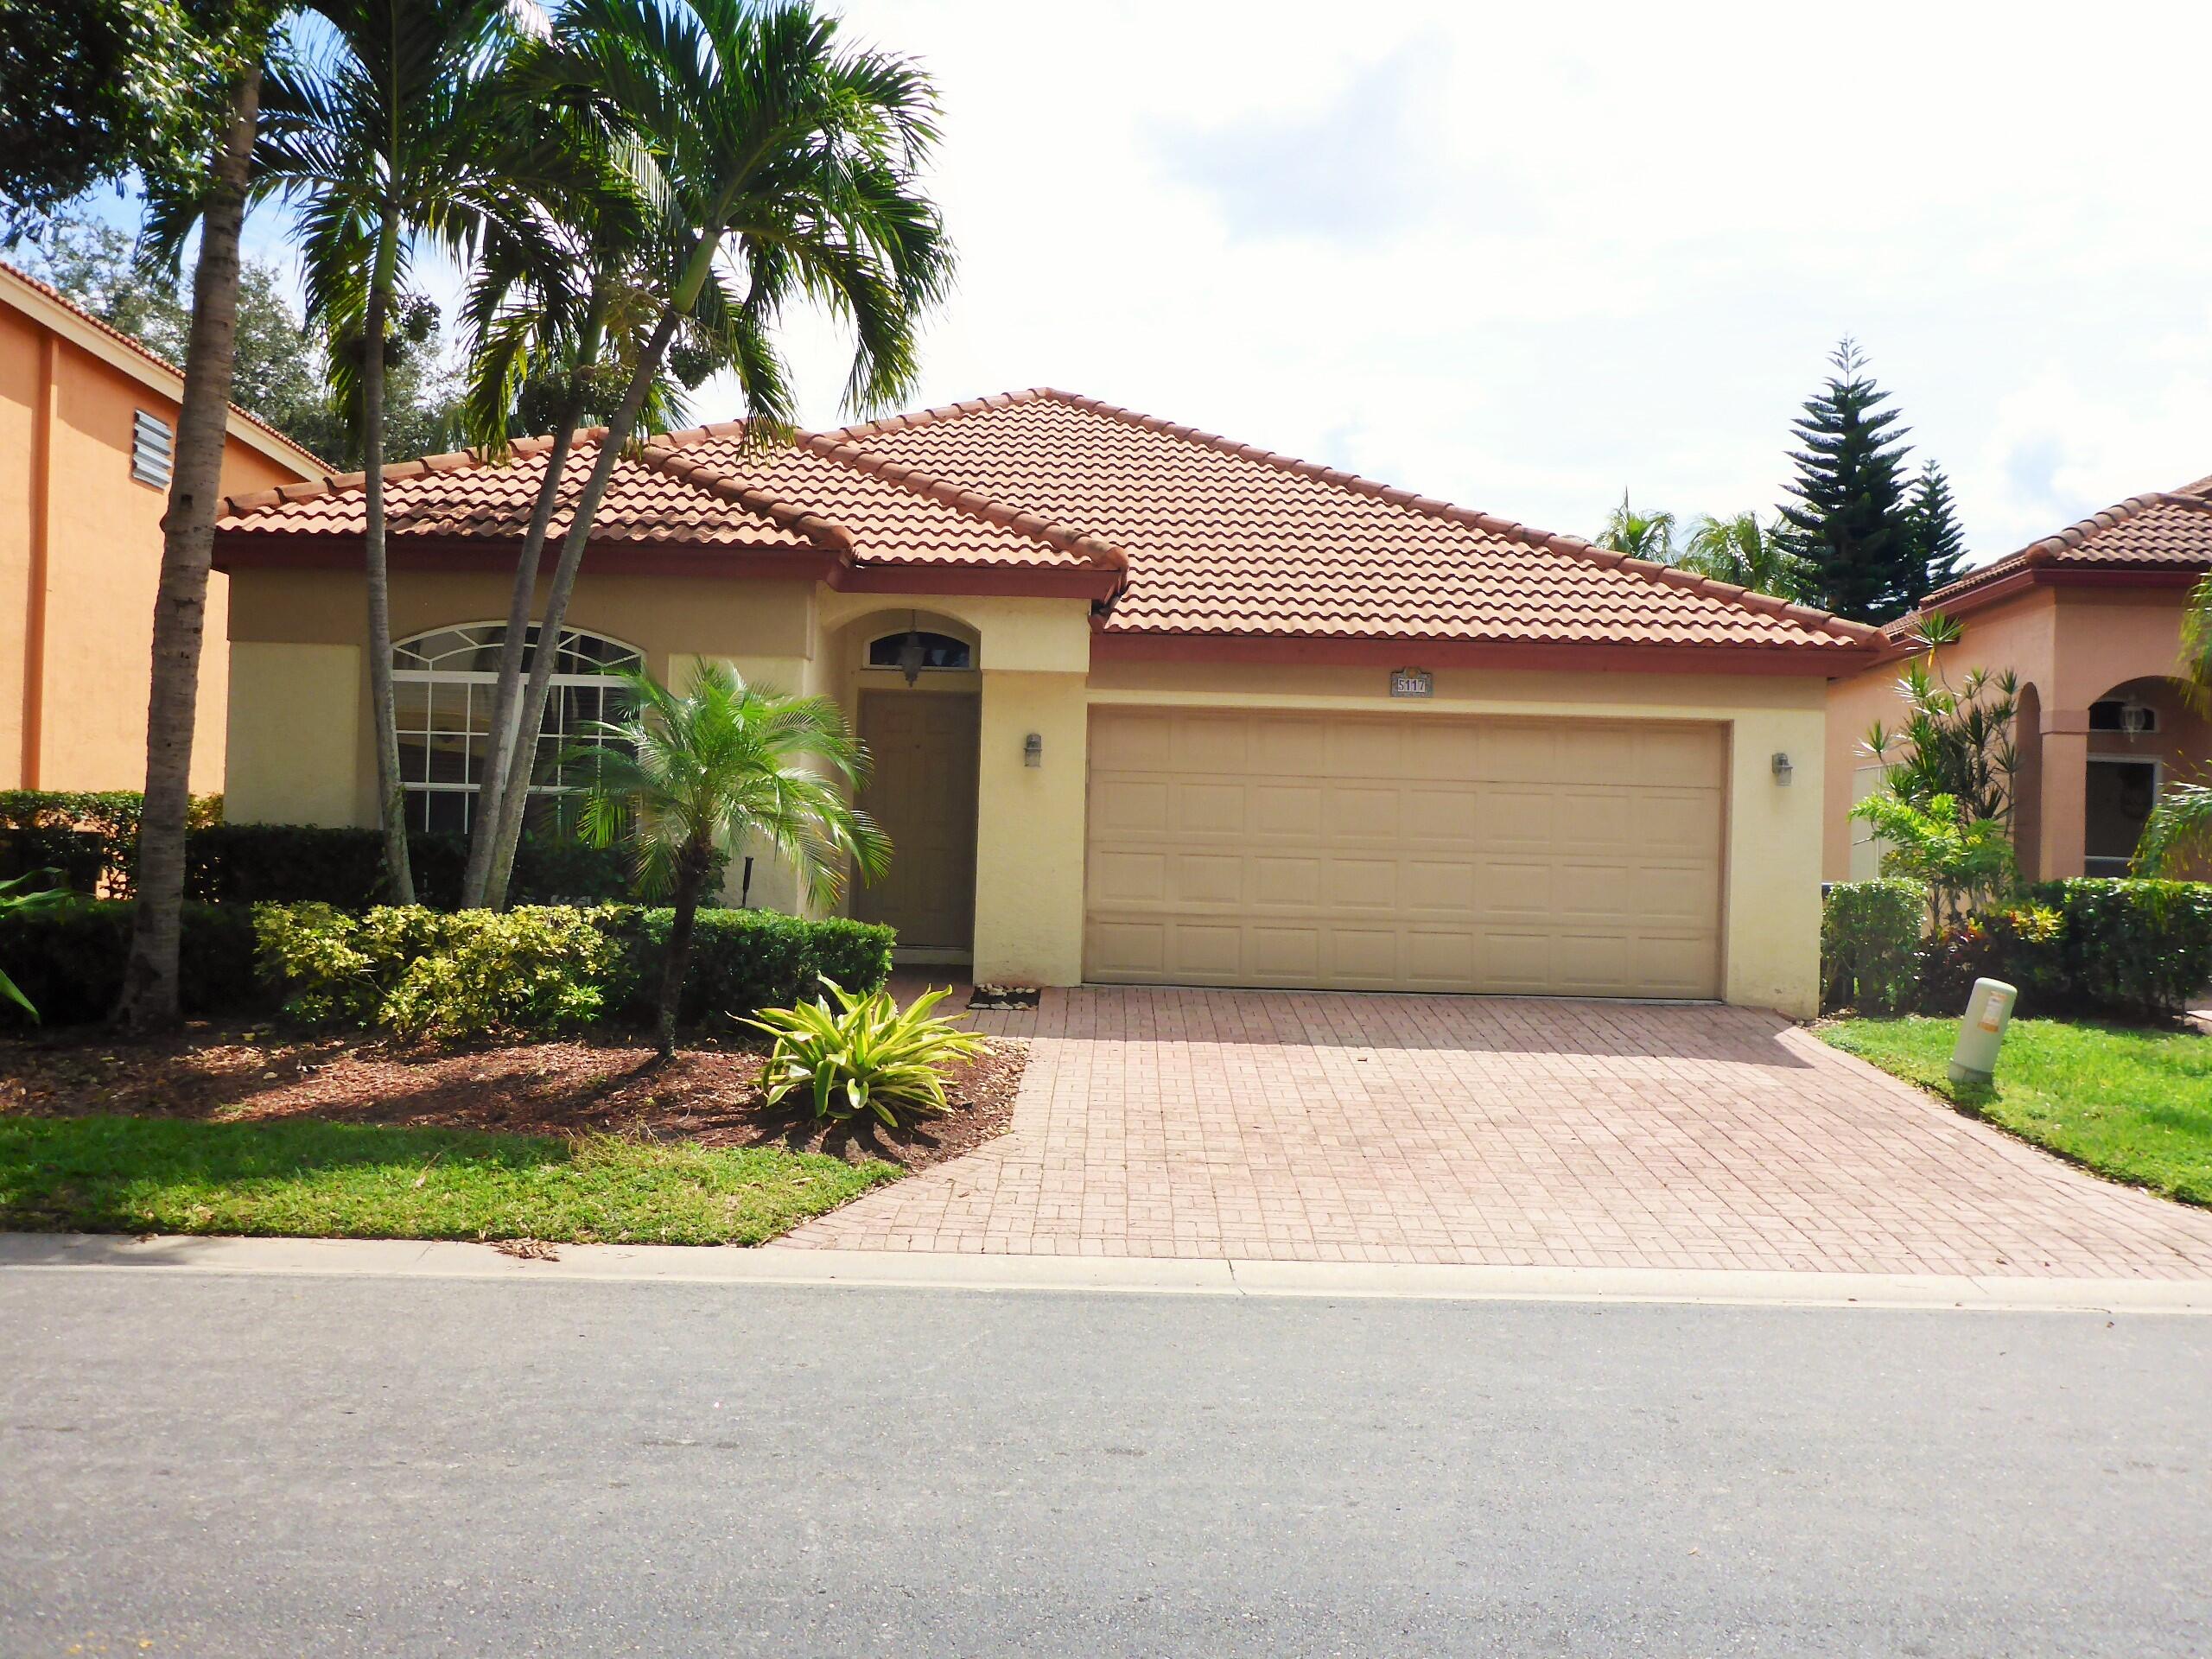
left=0, top=1113, right=577, bottom=1236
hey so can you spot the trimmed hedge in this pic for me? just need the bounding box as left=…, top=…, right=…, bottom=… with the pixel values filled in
left=0, top=899, right=261, bottom=1026
left=600, top=907, right=895, bottom=1027
left=1825, top=877, right=2212, bottom=1019
left=2023, top=879, right=2212, bottom=1015
left=1820, top=880, right=1922, bottom=1014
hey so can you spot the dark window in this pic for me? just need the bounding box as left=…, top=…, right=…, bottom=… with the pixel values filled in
left=868, top=631, right=971, bottom=671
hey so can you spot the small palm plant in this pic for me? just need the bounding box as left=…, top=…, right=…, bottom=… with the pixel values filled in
left=566, top=662, right=890, bottom=1057
left=1593, top=492, right=1678, bottom=563
left=748, top=980, right=985, bottom=1128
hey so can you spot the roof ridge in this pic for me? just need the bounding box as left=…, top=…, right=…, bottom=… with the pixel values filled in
left=214, top=429, right=598, bottom=519
left=798, top=423, right=1128, bottom=573
left=642, top=424, right=855, bottom=552
left=2, top=259, right=331, bottom=474
left=822, top=386, right=1053, bottom=444
left=1033, top=389, right=1880, bottom=645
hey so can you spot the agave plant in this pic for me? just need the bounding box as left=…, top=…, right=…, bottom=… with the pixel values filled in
left=0, top=870, right=76, bottom=1022
left=747, top=979, right=986, bottom=1127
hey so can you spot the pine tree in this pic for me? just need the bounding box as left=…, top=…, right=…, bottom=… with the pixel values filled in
left=1777, top=340, right=1918, bottom=622
left=1905, top=459, right=1969, bottom=598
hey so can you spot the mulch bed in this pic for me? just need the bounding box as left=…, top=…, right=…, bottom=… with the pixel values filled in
left=0, top=1024, right=1027, bottom=1172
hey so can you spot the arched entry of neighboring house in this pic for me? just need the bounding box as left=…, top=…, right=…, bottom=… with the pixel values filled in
left=2081, top=675, right=2209, bottom=875
left=2013, top=682, right=2043, bottom=878
left=840, top=610, right=983, bottom=959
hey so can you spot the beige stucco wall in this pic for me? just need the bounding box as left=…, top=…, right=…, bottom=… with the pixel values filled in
left=1822, top=584, right=2203, bottom=882
left=1088, top=658, right=1830, bottom=1017
left=225, top=564, right=1838, bottom=1013
left=1, top=299, right=309, bottom=794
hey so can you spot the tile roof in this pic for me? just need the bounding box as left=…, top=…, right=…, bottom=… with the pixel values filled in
left=831, top=390, right=1877, bottom=652
left=217, top=385, right=1882, bottom=654
left=1918, top=474, right=2212, bottom=611
left=0, top=260, right=328, bottom=474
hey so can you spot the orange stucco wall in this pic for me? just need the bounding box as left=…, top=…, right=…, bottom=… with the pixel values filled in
left=0, top=296, right=309, bottom=796
left=1823, top=582, right=2207, bottom=881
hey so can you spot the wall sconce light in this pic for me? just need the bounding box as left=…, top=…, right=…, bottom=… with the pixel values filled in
left=895, top=613, right=926, bottom=688
left=1771, top=751, right=1794, bottom=786
left=1023, top=732, right=1043, bottom=768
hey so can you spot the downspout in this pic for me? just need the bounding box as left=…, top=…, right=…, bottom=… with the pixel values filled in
left=20, top=331, right=56, bottom=787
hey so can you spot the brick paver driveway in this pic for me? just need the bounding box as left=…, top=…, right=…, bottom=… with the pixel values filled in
left=782, top=987, right=2212, bottom=1278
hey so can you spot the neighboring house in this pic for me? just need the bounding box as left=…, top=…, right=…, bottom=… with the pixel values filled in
left=211, top=389, right=1882, bottom=1014
left=1825, top=474, right=2212, bottom=882
left=0, top=262, right=325, bottom=794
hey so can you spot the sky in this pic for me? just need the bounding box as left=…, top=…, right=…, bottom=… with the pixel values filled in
left=260, top=0, right=2212, bottom=568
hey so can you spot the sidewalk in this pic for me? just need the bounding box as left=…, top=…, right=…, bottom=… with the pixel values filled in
left=3, top=1231, right=2209, bottom=1313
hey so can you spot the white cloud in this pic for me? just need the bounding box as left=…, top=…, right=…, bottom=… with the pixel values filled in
left=636, top=0, right=2212, bottom=566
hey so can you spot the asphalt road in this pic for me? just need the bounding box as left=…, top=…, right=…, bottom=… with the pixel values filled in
left=3, top=1268, right=2207, bottom=1657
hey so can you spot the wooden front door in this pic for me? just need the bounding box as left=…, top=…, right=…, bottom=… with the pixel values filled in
left=853, top=690, right=981, bottom=951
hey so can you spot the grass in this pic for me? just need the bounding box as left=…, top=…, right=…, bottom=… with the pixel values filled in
left=0, top=1114, right=898, bottom=1245
left=1821, top=1016, right=2212, bottom=1206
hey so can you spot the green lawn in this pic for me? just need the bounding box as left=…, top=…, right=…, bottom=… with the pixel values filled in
left=0, top=1115, right=897, bottom=1244
left=1821, top=1016, right=2212, bottom=1206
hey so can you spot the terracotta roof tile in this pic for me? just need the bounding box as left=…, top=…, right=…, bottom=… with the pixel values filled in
left=1921, top=474, right=2212, bottom=610
left=831, top=389, right=1875, bottom=651
left=214, top=385, right=1882, bottom=653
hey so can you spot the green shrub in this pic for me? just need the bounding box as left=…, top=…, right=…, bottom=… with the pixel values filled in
left=599, top=906, right=893, bottom=1027
left=255, top=904, right=618, bottom=1038
left=188, top=824, right=388, bottom=906
left=1821, top=880, right=1923, bottom=1014
left=1915, top=902, right=2065, bottom=1015
left=0, top=791, right=222, bottom=896
left=2024, top=879, right=2212, bottom=1015
left=0, top=899, right=261, bottom=1025
left=748, top=980, right=986, bottom=1126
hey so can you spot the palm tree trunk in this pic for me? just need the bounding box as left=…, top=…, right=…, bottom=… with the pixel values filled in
left=481, top=305, right=684, bottom=907
left=117, top=60, right=263, bottom=1033
left=361, top=231, right=415, bottom=905
left=655, top=854, right=706, bottom=1059
left=460, top=305, right=609, bottom=908
left=456, top=416, right=578, bottom=907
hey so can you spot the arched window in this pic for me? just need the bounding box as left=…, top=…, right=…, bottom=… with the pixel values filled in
left=392, top=624, right=642, bottom=834
left=866, top=629, right=972, bottom=672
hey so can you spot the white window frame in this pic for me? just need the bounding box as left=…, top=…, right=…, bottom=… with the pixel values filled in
left=391, top=622, right=642, bottom=835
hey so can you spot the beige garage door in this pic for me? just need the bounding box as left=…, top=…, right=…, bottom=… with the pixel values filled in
left=1084, top=707, right=1726, bottom=998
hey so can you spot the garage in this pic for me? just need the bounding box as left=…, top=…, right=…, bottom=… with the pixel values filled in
left=1083, top=706, right=1726, bottom=998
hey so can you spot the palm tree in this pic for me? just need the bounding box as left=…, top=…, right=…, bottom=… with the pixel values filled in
left=2133, top=572, right=2212, bottom=875
left=1594, top=492, right=1678, bottom=563
left=252, top=0, right=526, bottom=904
left=470, top=0, right=951, bottom=911
left=569, top=663, right=890, bottom=1057
left=1679, top=511, right=1808, bottom=601
left=451, top=111, right=753, bottom=908
left=119, top=41, right=271, bottom=1030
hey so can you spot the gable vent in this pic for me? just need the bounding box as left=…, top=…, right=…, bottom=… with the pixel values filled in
left=131, top=410, right=174, bottom=488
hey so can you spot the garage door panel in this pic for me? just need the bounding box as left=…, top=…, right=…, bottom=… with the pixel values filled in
left=1091, top=849, right=1167, bottom=905
left=1475, top=785, right=1556, bottom=848
left=1250, top=855, right=1322, bottom=906
left=1086, top=709, right=1723, bottom=998
left=1174, top=853, right=1245, bottom=905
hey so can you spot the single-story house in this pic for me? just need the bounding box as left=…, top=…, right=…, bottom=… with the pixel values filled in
left=1825, top=474, right=2212, bottom=882
left=1, top=261, right=326, bottom=792
left=212, top=389, right=1883, bottom=1016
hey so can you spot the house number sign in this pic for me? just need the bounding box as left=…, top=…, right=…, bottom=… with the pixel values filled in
left=1389, top=667, right=1433, bottom=699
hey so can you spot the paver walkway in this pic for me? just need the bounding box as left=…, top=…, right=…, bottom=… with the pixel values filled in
left=783, top=987, right=2212, bottom=1278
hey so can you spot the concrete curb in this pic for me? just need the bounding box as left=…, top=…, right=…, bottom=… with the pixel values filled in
left=3, top=1232, right=2209, bottom=1313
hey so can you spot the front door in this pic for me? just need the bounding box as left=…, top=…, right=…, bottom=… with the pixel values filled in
left=853, top=690, right=981, bottom=952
